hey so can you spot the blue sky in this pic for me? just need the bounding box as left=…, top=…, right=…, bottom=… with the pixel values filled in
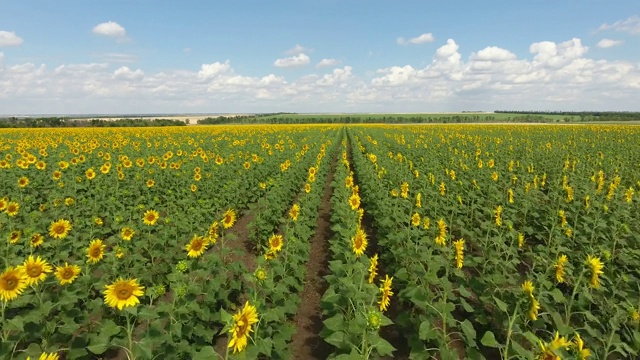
left=1, top=1, right=639, bottom=114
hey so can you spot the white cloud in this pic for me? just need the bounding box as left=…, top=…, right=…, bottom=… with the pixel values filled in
left=92, top=21, right=128, bottom=41
left=316, top=58, right=340, bottom=68
left=93, top=53, right=138, bottom=63
left=397, top=33, right=435, bottom=45
left=599, top=15, right=640, bottom=35
left=197, top=60, right=232, bottom=80
left=274, top=53, right=310, bottom=68
left=1, top=37, right=640, bottom=113
left=472, top=46, right=516, bottom=61
left=286, top=44, right=311, bottom=55
left=113, top=66, right=144, bottom=81
left=597, top=38, right=624, bottom=48
left=0, top=31, right=24, bottom=46
left=0, top=52, right=4, bottom=62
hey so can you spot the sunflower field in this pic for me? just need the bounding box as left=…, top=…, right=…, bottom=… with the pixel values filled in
left=0, top=124, right=639, bottom=360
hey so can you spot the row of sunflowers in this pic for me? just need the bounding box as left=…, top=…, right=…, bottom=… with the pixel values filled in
left=348, top=124, right=639, bottom=359
left=0, top=125, right=339, bottom=359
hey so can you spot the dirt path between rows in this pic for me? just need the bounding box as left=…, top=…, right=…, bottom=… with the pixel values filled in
left=289, top=146, right=339, bottom=359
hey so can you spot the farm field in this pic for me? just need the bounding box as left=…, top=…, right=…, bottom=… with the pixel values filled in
left=0, top=124, right=639, bottom=360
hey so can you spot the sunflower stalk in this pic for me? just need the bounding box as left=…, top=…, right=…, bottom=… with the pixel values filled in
left=565, top=269, right=586, bottom=325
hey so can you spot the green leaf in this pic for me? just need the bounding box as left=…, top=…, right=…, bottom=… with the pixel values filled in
left=419, top=320, right=437, bottom=340
left=493, top=296, right=508, bottom=313
left=324, top=330, right=347, bottom=349
left=460, top=319, right=476, bottom=347
left=480, top=331, right=500, bottom=348
left=192, top=346, right=217, bottom=360
left=323, top=313, right=346, bottom=332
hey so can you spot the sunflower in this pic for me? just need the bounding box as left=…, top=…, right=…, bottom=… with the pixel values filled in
left=573, top=333, right=591, bottom=360
left=494, top=205, right=503, bottom=227
left=0, top=266, right=29, bottom=301
left=555, top=254, right=568, bottom=283
left=453, top=239, right=465, bottom=269
left=0, top=197, right=7, bottom=212
left=518, top=232, right=525, bottom=248
left=435, top=219, right=447, bottom=246
left=17, top=176, right=29, bottom=188
left=368, top=254, right=378, bottom=284
left=186, top=235, right=208, bottom=258
left=243, top=161, right=250, bottom=170
left=141, top=209, right=160, bottom=226
left=378, top=275, right=393, bottom=312
left=348, top=193, right=361, bottom=210
left=121, top=227, right=135, bottom=241
left=114, top=246, right=125, bottom=259
left=351, top=228, right=367, bottom=257
left=6, top=201, right=19, bottom=216
left=415, top=193, right=422, bottom=208
left=8, top=230, right=21, bottom=244
left=585, top=255, right=604, bottom=288
left=52, top=170, right=62, bottom=181
left=411, top=212, right=421, bottom=227
left=521, top=280, right=535, bottom=297
left=254, top=267, right=267, bottom=281
left=87, top=239, right=105, bottom=263
left=146, top=179, right=155, bottom=188
left=268, top=234, right=284, bottom=253
left=22, top=255, right=53, bottom=286
left=304, top=183, right=311, bottom=193
left=215, top=155, right=224, bottom=165
left=49, top=219, right=72, bottom=239
left=528, top=296, right=540, bottom=320
left=222, top=209, right=237, bottom=229
left=263, top=250, right=277, bottom=260
left=103, top=278, right=145, bottom=310
left=30, top=233, right=44, bottom=248
left=64, top=197, right=74, bottom=206
left=289, top=204, right=300, bottom=221
left=228, top=301, right=259, bottom=353
left=85, top=168, right=96, bottom=180
left=207, top=221, right=219, bottom=244
left=26, top=352, right=60, bottom=360
left=345, top=175, right=353, bottom=188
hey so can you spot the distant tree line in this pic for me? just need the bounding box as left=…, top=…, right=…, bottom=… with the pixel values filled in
left=495, top=111, right=640, bottom=122
left=0, top=117, right=187, bottom=128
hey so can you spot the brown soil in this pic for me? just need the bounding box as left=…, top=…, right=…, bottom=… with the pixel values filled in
left=289, top=149, right=338, bottom=359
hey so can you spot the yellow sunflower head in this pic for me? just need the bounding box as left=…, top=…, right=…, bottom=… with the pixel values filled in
left=103, top=278, right=145, bottom=310
left=55, top=262, right=80, bottom=285
left=87, top=239, right=105, bottom=263
left=49, top=219, right=72, bottom=239
left=186, top=235, right=208, bottom=258
left=228, top=301, right=259, bottom=353
left=222, top=209, right=237, bottom=229
left=0, top=266, right=29, bottom=302
left=22, top=255, right=53, bottom=286
left=143, top=209, right=160, bottom=226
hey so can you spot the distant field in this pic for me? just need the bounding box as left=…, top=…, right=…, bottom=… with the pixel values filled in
left=261, top=112, right=578, bottom=121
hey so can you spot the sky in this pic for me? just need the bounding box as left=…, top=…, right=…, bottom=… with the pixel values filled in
left=1, top=0, right=639, bottom=114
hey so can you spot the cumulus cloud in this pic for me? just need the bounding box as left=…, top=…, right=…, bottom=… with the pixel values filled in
left=316, top=58, right=340, bottom=68
left=599, top=15, right=640, bottom=35
left=0, top=52, right=4, bottom=62
left=0, top=31, right=24, bottom=46
left=113, top=66, right=144, bottom=81
left=197, top=60, right=232, bottom=80
left=397, top=33, right=435, bottom=45
left=597, top=38, right=624, bottom=48
left=286, top=44, right=311, bottom=55
left=471, top=46, right=517, bottom=61
left=274, top=53, right=310, bottom=68
left=1, top=37, right=640, bottom=113
left=92, top=21, right=128, bottom=41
